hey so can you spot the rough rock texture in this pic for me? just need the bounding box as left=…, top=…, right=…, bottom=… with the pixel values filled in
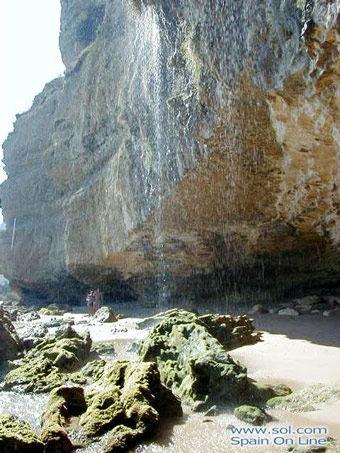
left=93, top=306, right=117, bottom=323
left=0, top=414, right=44, bottom=453
left=1, top=0, right=340, bottom=303
left=267, top=383, right=340, bottom=412
left=0, top=307, right=21, bottom=362
left=2, top=328, right=90, bottom=392
left=139, top=310, right=263, bottom=408
left=234, top=405, right=271, bottom=425
left=41, top=386, right=85, bottom=453
left=42, top=361, right=182, bottom=452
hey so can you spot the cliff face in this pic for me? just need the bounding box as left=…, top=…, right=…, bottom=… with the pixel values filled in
left=1, top=0, right=340, bottom=304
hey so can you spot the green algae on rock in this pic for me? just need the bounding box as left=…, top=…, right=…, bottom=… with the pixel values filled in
left=267, top=383, right=340, bottom=413
left=251, top=382, right=292, bottom=403
left=91, top=342, right=116, bottom=355
left=42, top=360, right=182, bottom=452
left=138, top=309, right=261, bottom=350
left=0, top=307, right=22, bottom=362
left=139, top=310, right=256, bottom=409
left=234, top=405, right=271, bottom=425
left=0, top=414, right=44, bottom=453
left=80, top=360, right=182, bottom=445
left=39, top=306, right=68, bottom=316
left=82, top=359, right=106, bottom=381
left=41, top=386, right=86, bottom=452
left=2, top=328, right=91, bottom=392
left=198, top=313, right=262, bottom=350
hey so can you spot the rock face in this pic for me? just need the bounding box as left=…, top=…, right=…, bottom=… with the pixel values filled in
left=1, top=0, right=340, bottom=303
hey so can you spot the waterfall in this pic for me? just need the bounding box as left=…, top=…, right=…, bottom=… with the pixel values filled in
left=132, top=4, right=169, bottom=307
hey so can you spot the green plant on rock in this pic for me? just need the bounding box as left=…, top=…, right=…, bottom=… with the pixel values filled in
left=0, top=415, right=44, bottom=453
left=2, top=330, right=91, bottom=392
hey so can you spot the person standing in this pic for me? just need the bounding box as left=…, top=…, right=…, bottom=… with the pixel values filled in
left=86, top=290, right=95, bottom=316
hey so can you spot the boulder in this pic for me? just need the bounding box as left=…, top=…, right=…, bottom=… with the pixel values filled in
left=40, top=426, right=75, bottom=453
left=234, top=405, right=271, bottom=425
left=41, top=386, right=85, bottom=453
left=139, top=310, right=259, bottom=409
left=323, top=308, right=340, bottom=317
left=0, top=307, right=21, bottom=362
left=2, top=327, right=90, bottom=392
left=0, top=414, right=44, bottom=453
left=251, top=382, right=292, bottom=403
left=278, top=308, right=299, bottom=316
left=93, top=306, right=117, bottom=323
left=39, top=306, right=67, bottom=316
left=17, top=311, right=41, bottom=322
left=248, top=304, right=268, bottom=315
left=198, top=313, right=262, bottom=350
left=41, top=361, right=182, bottom=452
left=267, top=383, right=340, bottom=413
left=91, top=342, right=116, bottom=355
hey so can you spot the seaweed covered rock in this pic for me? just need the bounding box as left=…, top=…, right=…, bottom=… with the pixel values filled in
left=139, top=310, right=255, bottom=409
left=2, top=327, right=90, bottom=392
left=80, top=360, right=182, bottom=451
left=82, top=359, right=106, bottom=381
left=198, top=313, right=261, bottom=350
left=234, top=405, right=271, bottom=425
left=0, top=307, right=22, bottom=362
left=41, top=386, right=86, bottom=452
left=42, top=361, right=182, bottom=452
left=0, top=414, right=44, bottom=453
left=267, top=383, right=340, bottom=413
left=251, top=382, right=292, bottom=403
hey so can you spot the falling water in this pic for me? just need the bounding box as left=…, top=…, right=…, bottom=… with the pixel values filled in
left=132, top=4, right=170, bottom=307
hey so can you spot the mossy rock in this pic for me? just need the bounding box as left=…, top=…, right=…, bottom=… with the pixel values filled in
left=79, top=361, right=182, bottom=438
left=39, top=307, right=67, bottom=316
left=42, top=386, right=87, bottom=428
left=41, top=360, right=182, bottom=453
left=234, top=405, right=271, bottom=425
left=40, top=425, right=74, bottom=453
left=267, top=383, right=340, bottom=413
left=82, top=359, right=106, bottom=380
left=139, top=310, right=254, bottom=409
left=2, top=329, right=91, bottom=392
left=287, top=437, right=340, bottom=452
left=252, top=382, right=292, bottom=403
left=91, top=342, right=116, bottom=355
left=41, top=386, right=87, bottom=452
left=0, top=414, right=44, bottom=453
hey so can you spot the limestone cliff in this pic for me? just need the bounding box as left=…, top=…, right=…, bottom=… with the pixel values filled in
left=1, top=0, right=340, bottom=304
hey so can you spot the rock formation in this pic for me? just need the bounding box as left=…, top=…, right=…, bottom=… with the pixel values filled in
left=0, top=307, right=21, bottom=362
left=1, top=0, right=340, bottom=304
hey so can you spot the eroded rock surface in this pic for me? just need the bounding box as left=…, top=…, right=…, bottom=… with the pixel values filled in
left=0, top=307, right=21, bottom=362
left=139, top=310, right=265, bottom=409
left=1, top=1, right=340, bottom=302
left=41, top=360, right=182, bottom=452
left=0, top=415, right=44, bottom=453
left=2, top=327, right=91, bottom=392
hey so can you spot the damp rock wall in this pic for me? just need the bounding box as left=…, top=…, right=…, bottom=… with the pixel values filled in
left=1, top=0, right=340, bottom=304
